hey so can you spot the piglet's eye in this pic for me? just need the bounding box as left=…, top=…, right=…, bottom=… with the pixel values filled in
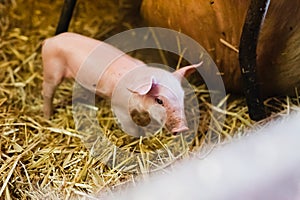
left=155, top=97, right=164, bottom=105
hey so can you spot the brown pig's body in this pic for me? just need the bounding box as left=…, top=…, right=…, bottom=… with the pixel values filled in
left=141, top=0, right=300, bottom=97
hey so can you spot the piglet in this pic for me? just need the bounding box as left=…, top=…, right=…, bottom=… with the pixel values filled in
left=42, top=32, right=201, bottom=137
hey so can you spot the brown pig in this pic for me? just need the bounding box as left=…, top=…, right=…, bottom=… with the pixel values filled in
left=141, top=0, right=300, bottom=97
left=41, top=32, right=201, bottom=137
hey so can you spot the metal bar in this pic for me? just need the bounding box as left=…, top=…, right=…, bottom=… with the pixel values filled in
left=55, top=0, right=77, bottom=35
left=239, top=0, right=270, bottom=121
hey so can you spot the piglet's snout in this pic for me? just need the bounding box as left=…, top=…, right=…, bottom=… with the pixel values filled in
left=171, top=124, right=189, bottom=134
left=166, top=109, right=189, bottom=134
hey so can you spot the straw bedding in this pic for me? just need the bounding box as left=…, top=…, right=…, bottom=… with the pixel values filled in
left=0, top=0, right=299, bottom=199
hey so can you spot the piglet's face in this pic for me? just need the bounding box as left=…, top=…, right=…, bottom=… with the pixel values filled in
left=129, top=80, right=188, bottom=134
left=128, top=62, right=202, bottom=134
left=112, top=62, right=202, bottom=137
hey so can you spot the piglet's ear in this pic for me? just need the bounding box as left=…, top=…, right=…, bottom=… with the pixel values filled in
left=128, top=76, right=158, bottom=95
left=173, top=61, right=203, bottom=82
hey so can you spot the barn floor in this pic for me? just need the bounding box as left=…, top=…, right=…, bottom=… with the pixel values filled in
left=0, top=0, right=299, bottom=199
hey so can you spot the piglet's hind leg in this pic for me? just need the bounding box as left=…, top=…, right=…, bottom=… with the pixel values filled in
left=41, top=38, right=68, bottom=119
left=42, top=81, right=57, bottom=119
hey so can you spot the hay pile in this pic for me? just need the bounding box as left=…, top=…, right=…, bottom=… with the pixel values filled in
left=0, top=0, right=299, bottom=199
